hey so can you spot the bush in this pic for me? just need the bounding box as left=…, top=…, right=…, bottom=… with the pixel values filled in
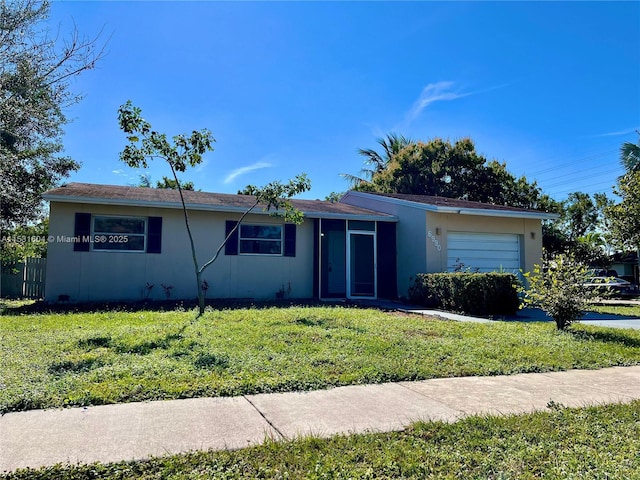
left=522, top=252, right=598, bottom=330
left=408, top=272, right=520, bottom=316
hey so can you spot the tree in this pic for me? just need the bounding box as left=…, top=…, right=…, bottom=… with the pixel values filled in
left=341, top=133, right=412, bottom=188
left=542, top=191, right=612, bottom=265
left=522, top=252, right=599, bottom=330
left=351, top=136, right=557, bottom=211
left=605, top=135, right=640, bottom=276
left=575, top=232, right=609, bottom=269
left=118, top=101, right=311, bottom=316
left=325, top=192, right=343, bottom=203
left=137, top=173, right=152, bottom=188
left=138, top=174, right=195, bottom=190
left=620, top=131, right=640, bottom=173
left=482, top=160, right=559, bottom=211
left=561, top=192, right=598, bottom=242
left=0, top=217, right=48, bottom=265
left=0, top=0, right=106, bottom=229
left=156, top=176, right=195, bottom=191
left=606, top=171, right=640, bottom=252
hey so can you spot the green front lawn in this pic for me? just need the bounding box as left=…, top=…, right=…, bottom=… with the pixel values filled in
left=589, top=304, right=640, bottom=317
left=4, top=400, right=639, bottom=479
left=2, top=306, right=640, bottom=413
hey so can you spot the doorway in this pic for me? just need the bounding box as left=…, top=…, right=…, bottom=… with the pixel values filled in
left=348, top=232, right=376, bottom=298
left=318, top=219, right=379, bottom=300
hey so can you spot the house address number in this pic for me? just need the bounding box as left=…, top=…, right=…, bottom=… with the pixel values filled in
left=427, top=231, right=442, bottom=251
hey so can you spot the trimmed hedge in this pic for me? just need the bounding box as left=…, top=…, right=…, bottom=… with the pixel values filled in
left=408, top=272, right=520, bottom=316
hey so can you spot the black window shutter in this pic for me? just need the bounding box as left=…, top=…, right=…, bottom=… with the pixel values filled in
left=74, top=213, right=91, bottom=252
left=284, top=224, right=296, bottom=257
left=376, top=222, right=397, bottom=299
left=312, top=219, right=319, bottom=298
left=147, top=217, right=162, bottom=253
left=225, top=220, right=239, bottom=255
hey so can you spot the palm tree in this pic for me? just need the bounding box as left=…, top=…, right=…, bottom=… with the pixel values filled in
left=620, top=130, right=640, bottom=172
left=341, top=133, right=413, bottom=187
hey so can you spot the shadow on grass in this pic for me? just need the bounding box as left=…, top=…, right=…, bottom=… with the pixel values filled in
left=194, top=353, right=229, bottom=370
left=115, top=332, right=185, bottom=355
left=569, top=328, right=640, bottom=348
left=0, top=298, right=396, bottom=316
left=49, top=357, right=104, bottom=375
left=0, top=298, right=341, bottom=315
left=78, top=335, right=112, bottom=349
left=295, top=317, right=326, bottom=327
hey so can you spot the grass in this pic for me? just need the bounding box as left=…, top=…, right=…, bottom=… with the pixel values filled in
left=589, top=303, right=640, bottom=317
left=3, top=400, right=639, bottom=479
left=2, top=305, right=640, bottom=413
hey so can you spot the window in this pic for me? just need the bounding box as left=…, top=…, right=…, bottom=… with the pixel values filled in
left=348, top=220, right=375, bottom=231
left=239, top=224, right=282, bottom=255
left=92, top=216, right=146, bottom=251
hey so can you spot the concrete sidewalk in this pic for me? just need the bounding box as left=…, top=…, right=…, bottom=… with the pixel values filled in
left=2, top=366, right=640, bottom=472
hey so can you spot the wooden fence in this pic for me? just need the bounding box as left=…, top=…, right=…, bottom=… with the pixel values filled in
left=1, top=257, right=46, bottom=299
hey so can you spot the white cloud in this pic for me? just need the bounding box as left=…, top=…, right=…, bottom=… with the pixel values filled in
left=593, top=127, right=639, bottom=138
left=112, top=169, right=124, bottom=175
left=224, top=161, right=272, bottom=184
left=406, top=81, right=471, bottom=122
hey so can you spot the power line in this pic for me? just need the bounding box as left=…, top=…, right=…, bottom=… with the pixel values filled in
left=524, top=149, right=617, bottom=178
left=542, top=166, right=623, bottom=190
left=548, top=178, right=619, bottom=197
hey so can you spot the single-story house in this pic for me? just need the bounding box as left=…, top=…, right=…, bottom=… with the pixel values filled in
left=43, top=183, right=557, bottom=303
left=340, top=191, right=557, bottom=295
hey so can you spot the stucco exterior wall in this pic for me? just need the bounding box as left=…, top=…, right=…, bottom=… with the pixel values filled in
left=45, top=202, right=314, bottom=302
left=425, top=212, right=543, bottom=275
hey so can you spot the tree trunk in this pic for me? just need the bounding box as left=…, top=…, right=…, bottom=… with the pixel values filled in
left=196, top=269, right=205, bottom=317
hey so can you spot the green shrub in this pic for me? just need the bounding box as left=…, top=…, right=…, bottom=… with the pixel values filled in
left=408, top=272, right=520, bottom=316
left=522, top=252, right=598, bottom=330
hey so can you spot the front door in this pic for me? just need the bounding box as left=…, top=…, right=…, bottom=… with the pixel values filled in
left=348, top=232, right=376, bottom=298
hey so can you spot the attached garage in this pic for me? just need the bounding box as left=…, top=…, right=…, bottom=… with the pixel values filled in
left=447, top=232, right=521, bottom=273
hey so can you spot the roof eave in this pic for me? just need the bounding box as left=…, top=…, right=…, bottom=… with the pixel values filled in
left=457, top=209, right=560, bottom=220
left=343, top=191, right=559, bottom=220
left=43, top=194, right=398, bottom=222
left=342, top=191, right=441, bottom=212
left=306, top=212, right=398, bottom=221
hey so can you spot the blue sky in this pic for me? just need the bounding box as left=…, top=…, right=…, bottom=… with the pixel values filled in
left=50, top=1, right=639, bottom=202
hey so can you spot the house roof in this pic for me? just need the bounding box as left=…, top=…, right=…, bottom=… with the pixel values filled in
left=43, top=183, right=397, bottom=221
left=342, top=191, right=559, bottom=220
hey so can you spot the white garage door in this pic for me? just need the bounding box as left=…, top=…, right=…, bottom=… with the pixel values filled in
left=447, top=232, right=521, bottom=273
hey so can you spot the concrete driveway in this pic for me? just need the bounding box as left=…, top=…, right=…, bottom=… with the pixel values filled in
left=509, top=307, right=640, bottom=330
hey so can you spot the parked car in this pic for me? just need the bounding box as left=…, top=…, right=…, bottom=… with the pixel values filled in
left=582, top=276, right=633, bottom=296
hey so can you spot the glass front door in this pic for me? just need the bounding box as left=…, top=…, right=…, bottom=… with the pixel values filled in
left=348, top=232, right=376, bottom=298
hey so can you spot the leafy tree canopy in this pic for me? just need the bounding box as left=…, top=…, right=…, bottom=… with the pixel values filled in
left=350, top=136, right=559, bottom=212
left=0, top=0, right=105, bottom=228
left=341, top=133, right=413, bottom=187
left=544, top=191, right=612, bottom=266
left=561, top=192, right=599, bottom=242
left=138, top=173, right=195, bottom=191
left=603, top=133, right=640, bottom=255
left=0, top=217, right=48, bottom=265
left=606, top=171, right=640, bottom=252
left=155, top=175, right=195, bottom=191
left=620, top=130, right=640, bottom=173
